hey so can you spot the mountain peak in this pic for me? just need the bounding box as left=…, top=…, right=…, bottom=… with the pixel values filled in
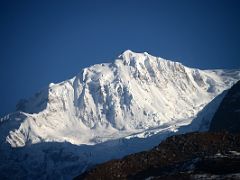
left=118, top=50, right=160, bottom=68
left=119, top=49, right=151, bottom=58
left=122, top=49, right=134, bottom=55
left=118, top=49, right=135, bottom=60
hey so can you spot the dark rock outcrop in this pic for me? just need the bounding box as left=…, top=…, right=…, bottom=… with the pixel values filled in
left=209, top=80, right=240, bottom=133
left=75, top=132, right=240, bottom=180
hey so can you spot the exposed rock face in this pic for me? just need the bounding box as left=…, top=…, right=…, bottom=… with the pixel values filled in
left=76, top=132, right=240, bottom=180
left=210, top=80, right=240, bottom=133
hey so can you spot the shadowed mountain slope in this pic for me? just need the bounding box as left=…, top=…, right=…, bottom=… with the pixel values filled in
left=210, top=80, right=240, bottom=133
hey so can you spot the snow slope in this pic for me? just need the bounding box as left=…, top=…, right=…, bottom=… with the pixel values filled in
left=0, top=50, right=239, bottom=179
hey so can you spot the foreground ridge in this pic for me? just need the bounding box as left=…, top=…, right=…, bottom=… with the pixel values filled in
left=76, top=132, right=240, bottom=180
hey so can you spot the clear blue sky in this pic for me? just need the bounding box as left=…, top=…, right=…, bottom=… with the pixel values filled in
left=0, top=0, right=240, bottom=116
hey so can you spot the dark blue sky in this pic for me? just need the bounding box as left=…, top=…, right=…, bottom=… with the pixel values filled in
left=0, top=0, right=240, bottom=116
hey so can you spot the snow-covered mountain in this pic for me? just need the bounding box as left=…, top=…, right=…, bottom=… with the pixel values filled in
left=0, top=50, right=239, bottom=179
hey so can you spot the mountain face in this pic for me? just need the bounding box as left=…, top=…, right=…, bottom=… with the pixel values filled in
left=0, top=50, right=239, bottom=179
left=210, top=80, right=240, bottom=133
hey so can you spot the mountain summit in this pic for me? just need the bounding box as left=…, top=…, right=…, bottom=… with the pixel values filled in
left=0, top=50, right=239, bottom=179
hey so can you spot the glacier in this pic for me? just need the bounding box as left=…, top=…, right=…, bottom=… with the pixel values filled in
left=0, top=50, right=239, bottom=179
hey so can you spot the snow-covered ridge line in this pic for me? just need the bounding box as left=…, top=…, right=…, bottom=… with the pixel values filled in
left=1, top=50, right=240, bottom=148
